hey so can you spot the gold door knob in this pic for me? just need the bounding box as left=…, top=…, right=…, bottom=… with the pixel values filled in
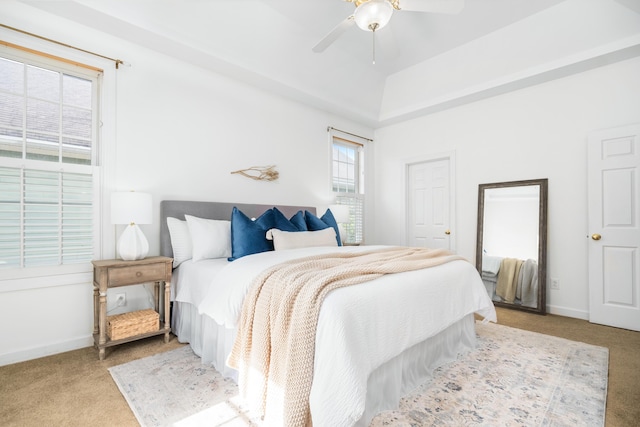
left=591, top=233, right=602, bottom=241
left=445, top=230, right=451, bottom=235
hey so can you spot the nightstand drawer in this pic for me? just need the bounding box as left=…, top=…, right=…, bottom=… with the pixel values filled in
left=108, top=263, right=166, bottom=286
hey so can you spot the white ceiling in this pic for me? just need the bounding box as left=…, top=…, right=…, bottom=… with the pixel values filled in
left=17, top=0, right=640, bottom=127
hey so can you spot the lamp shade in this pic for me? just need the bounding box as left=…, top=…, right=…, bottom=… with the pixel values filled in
left=328, top=204, right=350, bottom=224
left=111, top=191, right=152, bottom=260
left=111, top=192, right=152, bottom=225
left=354, top=0, right=394, bottom=31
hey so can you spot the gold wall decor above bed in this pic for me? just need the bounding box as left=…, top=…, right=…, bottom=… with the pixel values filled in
left=231, top=165, right=279, bottom=181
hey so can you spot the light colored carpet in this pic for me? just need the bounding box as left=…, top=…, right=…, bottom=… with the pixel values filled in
left=109, top=322, right=608, bottom=427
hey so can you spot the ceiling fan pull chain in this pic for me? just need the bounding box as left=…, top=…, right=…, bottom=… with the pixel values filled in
left=372, top=27, right=376, bottom=64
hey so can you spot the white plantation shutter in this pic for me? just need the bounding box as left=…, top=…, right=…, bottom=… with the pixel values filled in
left=61, top=172, right=93, bottom=264
left=0, top=166, right=94, bottom=269
left=0, top=167, right=21, bottom=267
left=0, top=46, right=99, bottom=271
left=335, top=194, right=364, bottom=244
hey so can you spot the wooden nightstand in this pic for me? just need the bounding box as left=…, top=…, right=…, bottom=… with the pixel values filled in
left=91, top=256, right=172, bottom=360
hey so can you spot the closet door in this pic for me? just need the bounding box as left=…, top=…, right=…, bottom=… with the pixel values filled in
left=407, top=156, right=453, bottom=251
left=588, top=124, right=640, bottom=331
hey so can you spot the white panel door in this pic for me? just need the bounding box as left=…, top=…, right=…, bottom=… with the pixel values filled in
left=407, top=158, right=451, bottom=250
left=588, top=124, right=640, bottom=331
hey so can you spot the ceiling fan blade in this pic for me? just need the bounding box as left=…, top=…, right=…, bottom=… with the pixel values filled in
left=312, top=15, right=355, bottom=53
left=399, top=0, right=464, bottom=14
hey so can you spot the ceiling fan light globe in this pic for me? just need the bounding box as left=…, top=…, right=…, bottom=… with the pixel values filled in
left=354, top=0, right=394, bottom=31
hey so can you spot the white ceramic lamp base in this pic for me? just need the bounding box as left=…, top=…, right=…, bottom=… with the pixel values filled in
left=118, top=223, right=149, bottom=261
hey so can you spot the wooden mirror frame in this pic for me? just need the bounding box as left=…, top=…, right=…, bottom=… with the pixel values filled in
left=475, top=178, right=548, bottom=314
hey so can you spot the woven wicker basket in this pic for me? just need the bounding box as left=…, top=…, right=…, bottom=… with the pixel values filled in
left=107, top=309, right=159, bottom=340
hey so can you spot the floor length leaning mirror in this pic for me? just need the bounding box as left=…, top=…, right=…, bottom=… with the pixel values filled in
left=476, top=178, right=548, bottom=314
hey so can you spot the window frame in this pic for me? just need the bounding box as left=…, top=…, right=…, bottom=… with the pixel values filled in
left=0, top=38, right=111, bottom=284
left=330, top=134, right=366, bottom=245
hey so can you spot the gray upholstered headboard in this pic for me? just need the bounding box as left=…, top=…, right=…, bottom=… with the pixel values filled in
left=160, top=200, right=316, bottom=259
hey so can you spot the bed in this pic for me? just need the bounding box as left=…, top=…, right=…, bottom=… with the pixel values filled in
left=160, top=200, right=497, bottom=427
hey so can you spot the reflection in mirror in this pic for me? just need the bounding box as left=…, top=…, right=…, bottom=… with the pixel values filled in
left=476, top=179, right=548, bottom=314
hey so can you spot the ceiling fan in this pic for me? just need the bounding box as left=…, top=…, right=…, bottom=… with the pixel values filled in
left=312, top=0, right=464, bottom=60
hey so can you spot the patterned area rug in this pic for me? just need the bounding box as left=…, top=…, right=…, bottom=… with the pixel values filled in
left=109, top=322, right=608, bottom=427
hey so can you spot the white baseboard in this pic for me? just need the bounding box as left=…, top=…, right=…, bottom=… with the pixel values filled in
left=547, top=304, right=589, bottom=321
left=0, top=335, right=94, bottom=367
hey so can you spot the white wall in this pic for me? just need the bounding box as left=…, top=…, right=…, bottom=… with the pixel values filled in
left=114, top=42, right=372, bottom=255
left=0, top=4, right=372, bottom=365
left=371, top=55, right=640, bottom=319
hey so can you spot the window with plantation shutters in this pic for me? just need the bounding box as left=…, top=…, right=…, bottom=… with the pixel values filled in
left=331, top=136, right=364, bottom=244
left=0, top=46, right=100, bottom=270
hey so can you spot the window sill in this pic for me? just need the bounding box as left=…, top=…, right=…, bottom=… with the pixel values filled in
left=0, top=263, right=93, bottom=293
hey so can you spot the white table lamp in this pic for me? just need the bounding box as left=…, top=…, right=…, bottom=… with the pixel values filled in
left=111, top=191, right=152, bottom=260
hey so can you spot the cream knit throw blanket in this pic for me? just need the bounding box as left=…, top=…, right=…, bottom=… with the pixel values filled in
left=227, top=246, right=466, bottom=426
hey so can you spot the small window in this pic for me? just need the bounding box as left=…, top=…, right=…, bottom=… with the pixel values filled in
left=331, top=136, right=364, bottom=244
left=0, top=46, right=100, bottom=270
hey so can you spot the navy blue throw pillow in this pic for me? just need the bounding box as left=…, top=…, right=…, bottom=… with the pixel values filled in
left=289, top=210, right=308, bottom=231
left=305, top=209, right=342, bottom=246
left=228, top=207, right=275, bottom=261
left=273, top=207, right=307, bottom=232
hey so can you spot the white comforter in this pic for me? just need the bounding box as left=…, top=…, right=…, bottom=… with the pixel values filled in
left=172, top=258, right=228, bottom=304
left=197, top=245, right=496, bottom=427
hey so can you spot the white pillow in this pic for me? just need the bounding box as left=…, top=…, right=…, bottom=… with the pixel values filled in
left=167, top=217, right=192, bottom=268
left=266, top=228, right=337, bottom=251
left=185, top=215, right=232, bottom=261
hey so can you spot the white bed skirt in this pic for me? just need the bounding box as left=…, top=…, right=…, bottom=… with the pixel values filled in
left=172, top=301, right=477, bottom=426
left=172, top=301, right=239, bottom=380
